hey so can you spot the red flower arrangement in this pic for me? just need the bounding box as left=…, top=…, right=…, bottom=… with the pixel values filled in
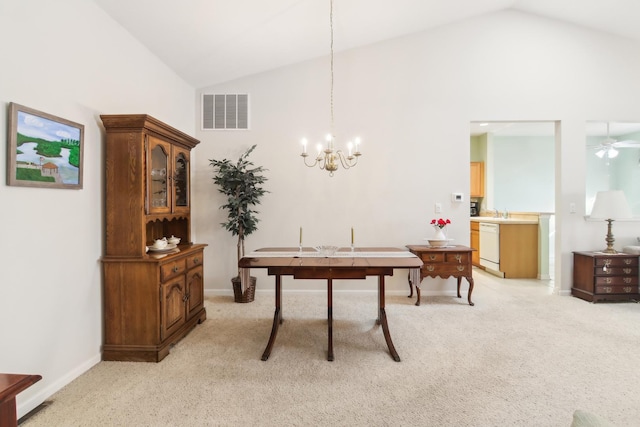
left=431, top=218, right=451, bottom=229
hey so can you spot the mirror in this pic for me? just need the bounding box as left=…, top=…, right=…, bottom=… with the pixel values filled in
left=585, top=121, right=640, bottom=216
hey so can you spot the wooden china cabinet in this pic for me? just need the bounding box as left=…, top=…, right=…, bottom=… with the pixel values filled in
left=100, top=114, right=207, bottom=362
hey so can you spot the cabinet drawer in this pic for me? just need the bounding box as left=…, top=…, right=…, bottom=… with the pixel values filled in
left=594, top=276, right=638, bottom=286
left=595, top=267, right=638, bottom=276
left=422, top=264, right=470, bottom=276
left=161, top=258, right=186, bottom=281
left=595, top=285, right=639, bottom=295
left=595, top=257, right=638, bottom=267
left=420, top=253, right=444, bottom=263
left=186, top=252, right=204, bottom=269
left=446, top=252, right=469, bottom=263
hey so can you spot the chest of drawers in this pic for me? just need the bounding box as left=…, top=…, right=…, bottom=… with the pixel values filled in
left=572, top=251, right=640, bottom=302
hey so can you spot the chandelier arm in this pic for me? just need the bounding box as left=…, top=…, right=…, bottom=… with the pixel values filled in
left=336, top=150, right=358, bottom=169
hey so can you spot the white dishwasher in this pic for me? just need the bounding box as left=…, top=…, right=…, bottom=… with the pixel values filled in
left=479, top=222, right=500, bottom=272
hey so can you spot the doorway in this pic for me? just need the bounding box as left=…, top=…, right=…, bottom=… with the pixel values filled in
left=470, top=121, right=556, bottom=284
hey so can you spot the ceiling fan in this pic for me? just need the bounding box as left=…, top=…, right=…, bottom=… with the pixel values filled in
left=591, top=122, right=640, bottom=159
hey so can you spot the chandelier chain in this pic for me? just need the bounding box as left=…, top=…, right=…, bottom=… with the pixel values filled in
left=330, top=0, right=334, bottom=138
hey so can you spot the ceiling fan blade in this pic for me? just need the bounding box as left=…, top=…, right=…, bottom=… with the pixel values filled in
left=612, top=140, right=640, bottom=148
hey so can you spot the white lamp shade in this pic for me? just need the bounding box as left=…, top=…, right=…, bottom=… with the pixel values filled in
left=590, top=190, right=632, bottom=219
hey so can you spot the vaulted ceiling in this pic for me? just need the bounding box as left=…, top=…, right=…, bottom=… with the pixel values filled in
left=93, top=0, right=640, bottom=89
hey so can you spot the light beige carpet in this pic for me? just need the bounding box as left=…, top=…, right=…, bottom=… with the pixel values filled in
left=22, top=270, right=640, bottom=426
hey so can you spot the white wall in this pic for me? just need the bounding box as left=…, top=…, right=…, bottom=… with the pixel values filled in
left=194, top=10, right=640, bottom=299
left=0, top=0, right=195, bottom=418
left=491, top=135, right=555, bottom=212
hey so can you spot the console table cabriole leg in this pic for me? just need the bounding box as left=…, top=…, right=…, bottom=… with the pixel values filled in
left=327, top=279, right=334, bottom=362
left=261, top=275, right=283, bottom=361
left=378, top=275, right=401, bottom=362
left=467, top=277, right=475, bottom=306
left=407, top=272, right=414, bottom=298
left=457, top=277, right=462, bottom=298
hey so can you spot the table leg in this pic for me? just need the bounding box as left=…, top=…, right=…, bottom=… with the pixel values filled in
left=407, top=272, right=414, bottom=298
left=261, top=275, right=283, bottom=361
left=457, top=277, right=462, bottom=298
left=467, top=276, right=475, bottom=306
left=327, top=279, right=334, bottom=361
left=377, top=276, right=401, bottom=362
left=415, top=283, right=422, bottom=306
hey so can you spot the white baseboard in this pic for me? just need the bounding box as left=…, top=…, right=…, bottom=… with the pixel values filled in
left=18, top=353, right=102, bottom=420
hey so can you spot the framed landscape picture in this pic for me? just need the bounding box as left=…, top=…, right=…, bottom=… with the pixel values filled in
left=7, top=103, right=84, bottom=189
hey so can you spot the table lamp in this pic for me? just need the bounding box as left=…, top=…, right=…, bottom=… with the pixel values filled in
left=590, top=190, right=632, bottom=253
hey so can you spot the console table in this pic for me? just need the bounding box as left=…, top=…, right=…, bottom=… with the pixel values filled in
left=0, top=373, right=42, bottom=427
left=239, top=247, right=423, bottom=362
left=406, top=245, right=475, bottom=306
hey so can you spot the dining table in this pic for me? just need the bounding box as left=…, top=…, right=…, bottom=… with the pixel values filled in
left=238, top=247, right=423, bottom=362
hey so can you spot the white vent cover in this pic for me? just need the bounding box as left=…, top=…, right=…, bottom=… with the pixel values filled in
left=202, top=94, right=249, bottom=130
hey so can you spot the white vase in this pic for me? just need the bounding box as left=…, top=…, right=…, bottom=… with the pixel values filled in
left=433, top=226, right=446, bottom=240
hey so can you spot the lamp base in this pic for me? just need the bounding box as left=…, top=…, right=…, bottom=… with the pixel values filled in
left=602, top=219, right=617, bottom=254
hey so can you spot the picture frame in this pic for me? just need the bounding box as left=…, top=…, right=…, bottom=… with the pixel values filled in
left=7, top=103, right=84, bottom=189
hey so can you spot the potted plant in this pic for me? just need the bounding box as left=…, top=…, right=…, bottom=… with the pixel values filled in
left=210, top=144, right=268, bottom=302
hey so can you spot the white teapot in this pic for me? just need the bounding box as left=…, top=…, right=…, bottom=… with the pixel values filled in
left=167, top=235, right=181, bottom=245
left=152, top=237, right=168, bottom=249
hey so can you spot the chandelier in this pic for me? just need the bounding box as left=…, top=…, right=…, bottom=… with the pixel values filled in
left=300, top=0, right=361, bottom=177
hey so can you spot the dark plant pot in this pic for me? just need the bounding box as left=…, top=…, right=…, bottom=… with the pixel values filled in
left=231, top=276, right=257, bottom=303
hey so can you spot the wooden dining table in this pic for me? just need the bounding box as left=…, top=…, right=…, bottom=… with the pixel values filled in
left=238, top=247, right=423, bottom=362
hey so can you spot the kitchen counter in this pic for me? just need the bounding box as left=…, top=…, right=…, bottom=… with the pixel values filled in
left=470, top=217, right=538, bottom=225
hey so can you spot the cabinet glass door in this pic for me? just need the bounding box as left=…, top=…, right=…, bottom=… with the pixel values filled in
left=173, top=148, right=189, bottom=211
left=149, top=138, right=170, bottom=213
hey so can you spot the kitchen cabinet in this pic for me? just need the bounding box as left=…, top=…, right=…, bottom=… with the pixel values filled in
left=572, top=251, right=640, bottom=302
left=474, top=219, right=538, bottom=278
left=470, top=162, right=485, bottom=197
left=101, top=114, right=207, bottom=362
left=470, top=221, right=480, bottom=266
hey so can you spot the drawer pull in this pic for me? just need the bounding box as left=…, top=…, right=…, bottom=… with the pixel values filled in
left=456, top=266, right=465, bottom=272
left=193, top=258, right=200, bottom=264
left=603, top=259, right=612, bottom=272
left=624, top=277, right=632, bottom=284
left=624, top=268, right=632, bottom=274
left=624, top=287, right=633, bottom=293
left=426, top=265, right=435, bottom=272
left=172, top=266, right=179, bottom=273
left=624, top=259, right=632, bottom=265
left=603, top=286, right=612, bottom=293
left=455, top=254, right=462, bottom=262
left=605, top=278, right=612, bottom=284
left=429, top=255, right=437, bottom=261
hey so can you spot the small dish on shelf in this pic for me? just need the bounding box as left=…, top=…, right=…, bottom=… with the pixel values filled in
left=147, top=243, right=178, bottom=252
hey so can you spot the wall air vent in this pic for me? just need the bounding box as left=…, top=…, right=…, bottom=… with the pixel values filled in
left=202, top=94, right=249, bottom=130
